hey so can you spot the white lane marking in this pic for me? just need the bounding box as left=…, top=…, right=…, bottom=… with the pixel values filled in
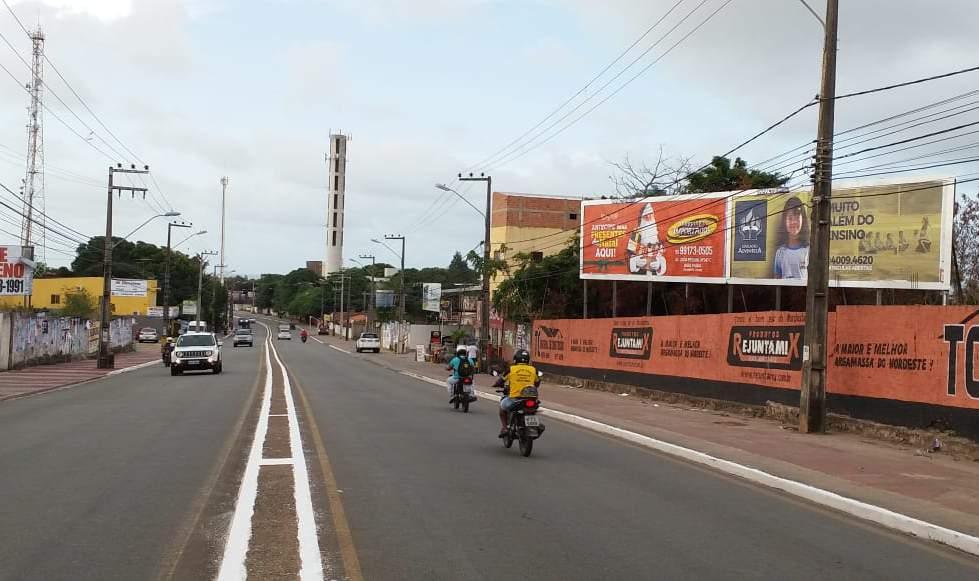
left=329, top=345, right=351, bottom=354
left=260, top=458, right=295, bottom=466
left=397, top=370, right=979, bottom=556
left=268, top=414, right=288, bottom=417
left=311, top=336, right=324, bottom=344
left=106, top=359, right=159, bottom=375
left=269, top=336, right=325, bottom=580
left=217, top=341, right=273, bottom=581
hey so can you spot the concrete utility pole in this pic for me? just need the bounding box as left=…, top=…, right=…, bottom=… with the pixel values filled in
left=219, top=176, right=228, bottom=285
left=458, top=172, right=492, bottom=371
left=359, top=253, right=376, bottom=326
left=164, top=221, right=191, bottom=336
left=97, top=165, right=150, bottom=369
left=196, top=251, right=218, bottom=326
left=800, top=0, right=839, bottom=434
left=384, top=235, right=406, bottom=351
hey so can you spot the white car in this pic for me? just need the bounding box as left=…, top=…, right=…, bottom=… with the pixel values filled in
left=277, top=327, right=292, bottom=340
left=171, top=332, right=223, bottom=375
left=137, top=327, right=159, bottom=343
left=355, top=332, right=381, bottom=353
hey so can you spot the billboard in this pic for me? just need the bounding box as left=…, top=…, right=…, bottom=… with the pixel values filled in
left=581, top=194, right=728, bottom=282
left=111, top=278, right=148, bottom=297
left=0, top=245, right=34, bottom=296
left=375, top=290, right=395, bottom=308
left=727, top=180, right=953, bottom=289
left=422, top=283, right=441, bottom=312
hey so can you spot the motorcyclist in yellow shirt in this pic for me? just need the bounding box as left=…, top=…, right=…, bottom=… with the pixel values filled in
left=496, top=349, right=539, bottom=437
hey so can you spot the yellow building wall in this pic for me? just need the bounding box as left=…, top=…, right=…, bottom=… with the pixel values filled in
left=489, top=225, right=577, bottom=295
left=0, top=277, right=159, bottom=316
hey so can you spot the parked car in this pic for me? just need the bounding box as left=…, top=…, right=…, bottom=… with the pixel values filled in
left=356, top=332, right=381, bottom=353
left=137, top=327, right=159, bottom=343
left=317, top=325, right=330, bottom=335
left=171, top=332, right=223, bottom=375
left=233, top=328, right=253, bottom=347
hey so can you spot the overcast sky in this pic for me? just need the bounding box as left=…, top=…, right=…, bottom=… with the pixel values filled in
left=1, top=0, right=977, bottom=274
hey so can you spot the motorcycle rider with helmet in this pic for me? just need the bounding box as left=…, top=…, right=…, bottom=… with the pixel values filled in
left=496, top=349, right=539, bottom=437
left=446, top=345, right=476, bottom=403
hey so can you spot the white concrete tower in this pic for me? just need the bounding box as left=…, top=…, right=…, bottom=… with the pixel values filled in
left=324, top=133, right=349, bottom=274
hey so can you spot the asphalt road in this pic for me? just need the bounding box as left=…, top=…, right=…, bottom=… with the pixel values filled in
left=2, top=322, right=978, bottom=580
left=0, top=330, right=264, bottom=581
left=274, top=336, right=979, bottom=581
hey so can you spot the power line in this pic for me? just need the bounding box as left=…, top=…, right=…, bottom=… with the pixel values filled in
left=834, top=64, right=979, bottom=101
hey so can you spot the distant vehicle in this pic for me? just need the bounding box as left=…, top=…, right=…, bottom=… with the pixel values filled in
left=356, top=332, right=381, bottom=353
left=233, top=328, right=253, bottom=347
left=317, top=325, right=330, bottom=335
left=237, top=318, right=251, bottom=330
left=171, top=332, right=223, bottom=375
left=277, top=328, right=292, bottom=340
left=187, top=320, right=207, bottom=334
left=137, top=327, right=159, bottom=343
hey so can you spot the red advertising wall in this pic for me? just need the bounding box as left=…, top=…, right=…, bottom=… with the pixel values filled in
left=533, top=306, right=979, bottom=411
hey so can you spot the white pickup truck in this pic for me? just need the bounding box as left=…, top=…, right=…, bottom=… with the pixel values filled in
left=355, top=332, right=381, bottom=353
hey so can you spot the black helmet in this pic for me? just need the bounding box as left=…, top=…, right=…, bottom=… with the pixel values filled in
left=513, top=349, right=530, bottom=364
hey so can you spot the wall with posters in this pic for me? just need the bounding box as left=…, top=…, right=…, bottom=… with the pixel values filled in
left=533, top=305, right=979, bottom=439
left=0, top=313, right=134, bottom=369
left=579, top=179, right=953, bottom=290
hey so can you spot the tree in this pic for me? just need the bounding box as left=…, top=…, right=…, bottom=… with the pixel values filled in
left=954, top=190, right=979, bottom=303
left=446, top=252, right=477, bottom=284
left=59, top=288, right=97, bottom=319
left=493, top=236, right=581, bottom=321
left=687, top=156, right=789, bottom=193
left=609, top=148, right=692, bottom=198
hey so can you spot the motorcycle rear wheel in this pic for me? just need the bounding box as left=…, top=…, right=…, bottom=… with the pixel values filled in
left=462, top=396, right=470, bottom=413
left=503, top=431, right=514, bottom=448
left=519, top=434, right=534, bottom=457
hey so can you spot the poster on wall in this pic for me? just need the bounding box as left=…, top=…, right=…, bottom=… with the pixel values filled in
left=111, top=278, right=148, bottom=297
left=0, top=245, right=34, bottom=296
left=422, top=283, right=441, bottom=312
left=728, top=180, right=953, bottom=289
left=580, top=194, right=728, bottom=282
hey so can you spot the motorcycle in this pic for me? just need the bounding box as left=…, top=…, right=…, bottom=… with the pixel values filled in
left=301, top=334, right=308, bottom=343
left=451, top=375, right=476, bottom=413
left=495, top=370, right=546, bottom=457
left=162, top=344, right=173, bottom=367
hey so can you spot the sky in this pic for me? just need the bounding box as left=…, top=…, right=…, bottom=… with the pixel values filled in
left=1, top=0, right=978, bottom=275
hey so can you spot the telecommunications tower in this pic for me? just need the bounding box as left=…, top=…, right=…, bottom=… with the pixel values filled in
left=21, top=27, right=45, bottom=260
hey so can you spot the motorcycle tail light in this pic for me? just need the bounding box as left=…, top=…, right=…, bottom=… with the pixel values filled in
left=525, top=399, right=537, bottom=408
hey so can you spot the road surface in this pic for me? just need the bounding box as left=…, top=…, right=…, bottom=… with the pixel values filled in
left=0, top=322, right=976, bottom=580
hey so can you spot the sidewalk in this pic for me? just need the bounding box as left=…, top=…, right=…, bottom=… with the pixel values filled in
left=308, top=327, right=979, bottom=541
left=0, top=344, right=160, bottom=402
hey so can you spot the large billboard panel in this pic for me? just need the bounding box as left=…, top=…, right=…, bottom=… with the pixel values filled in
left=580, top=194, right=728, bottom=282
left=422, top=283, right=441, bottom=312
left=0, top=245, right=34, bottom=296
left=728, top=180, right=953, bottom=289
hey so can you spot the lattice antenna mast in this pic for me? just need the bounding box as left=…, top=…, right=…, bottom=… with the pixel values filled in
left=21, top=27, right=45, bottom=261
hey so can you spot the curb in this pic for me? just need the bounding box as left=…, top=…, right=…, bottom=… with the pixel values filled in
left=397, top=370, right=979, bottom=557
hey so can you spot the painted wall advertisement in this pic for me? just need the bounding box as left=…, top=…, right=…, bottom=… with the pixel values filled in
left=581, top=194, right=728, bottom=282
left=0, top=245, right=34, bottom=296
left=534, top=306, right=979, bottom=412
left=728, top=181, right=952, bottom=288
left=580, top=180, right=953, bottom=290
left=422, top=283, right=441, bottom=312
left=111, top=278, right=148, bottom=297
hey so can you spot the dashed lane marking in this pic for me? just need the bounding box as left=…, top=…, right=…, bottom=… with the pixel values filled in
left=328, top=345, right=351, bottom=354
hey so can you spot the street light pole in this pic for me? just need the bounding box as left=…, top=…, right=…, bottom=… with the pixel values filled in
left=384, top=235, right=406, bottom=352
left=196, top=250, right=218, bottom=325
left=458, top=172, right=492, bottom=371
left=359, top=253, right=376, bottom=326
left=97, top=164, right=150, bottom=370
left=164, top=221, right=191, bottom=337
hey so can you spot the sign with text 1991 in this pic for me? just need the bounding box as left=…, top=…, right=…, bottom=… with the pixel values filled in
left=0, top=245, right=34, bottom=296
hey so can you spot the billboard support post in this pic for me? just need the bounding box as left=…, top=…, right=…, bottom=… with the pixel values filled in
left=800, top=0, right=839, bottom=435
left=612, top=280, right=617, bottom=317
left=647, top=282, right=653, bottom=316
left=583, top=280, right=588, bottom=319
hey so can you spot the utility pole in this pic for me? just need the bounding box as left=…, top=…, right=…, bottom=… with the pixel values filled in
left=219, top=176, right=228, bottom=285
left=20, top=27, right=45, bottom=263
left=359, top=254, right=376, bottom=326
left=164, top=220, right=191, bottom=337
left=97, top=164, right=150, bottom=369
left=800, top=0, right=839, bottom=434
left=459, top=172, right=492, bottom=371
left=384, top=235, right=406, bottom=351
left=196, top=251, right=218, bottom=326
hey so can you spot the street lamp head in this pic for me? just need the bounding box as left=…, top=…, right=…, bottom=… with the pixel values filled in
left=163, top=211, right=180, bottom=217
left=370, top=238, right=380, bottom=244
left=197, top=229, right=208, bottom=235
left=435, top=183, right=450, bottom=192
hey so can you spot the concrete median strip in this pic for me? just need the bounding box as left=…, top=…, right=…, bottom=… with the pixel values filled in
left=398, top=370, right=979, bottom=557
left=218, top=326, right=325, bottom=581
